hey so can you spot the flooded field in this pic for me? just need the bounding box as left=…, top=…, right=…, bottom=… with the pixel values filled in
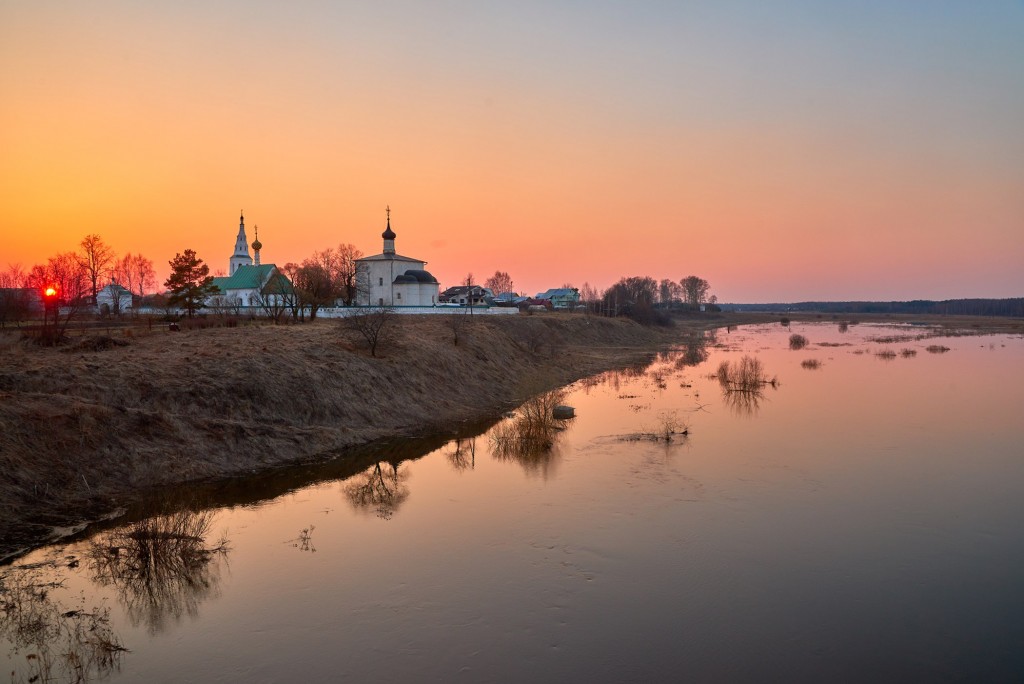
left=3, top=322, right=1023, bottom=682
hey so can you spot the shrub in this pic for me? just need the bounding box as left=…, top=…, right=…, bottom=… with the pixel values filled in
left=789, top=334, right=808, bottom=350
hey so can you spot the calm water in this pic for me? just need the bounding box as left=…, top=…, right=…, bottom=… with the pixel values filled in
left=3, top=322, right=1024, bottom=683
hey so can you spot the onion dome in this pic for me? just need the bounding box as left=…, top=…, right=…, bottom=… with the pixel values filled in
left=251, top=226, right=262, bottom=251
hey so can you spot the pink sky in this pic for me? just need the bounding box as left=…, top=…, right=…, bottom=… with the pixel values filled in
left=2, top=2, right=1021, bottom=301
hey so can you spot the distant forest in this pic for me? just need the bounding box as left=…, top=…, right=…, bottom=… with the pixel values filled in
left=724, top=298, right=1024, bottom=317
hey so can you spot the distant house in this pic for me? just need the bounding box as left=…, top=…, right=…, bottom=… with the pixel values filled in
left=440, top=285, right=492, bottom=306
left=519, top=297, right=553, bottom=312
left=96, top=283, right=134, bottom=314
left=535, top=288, right=580, bottom=310
left=491, top=292, right=528, bottom=307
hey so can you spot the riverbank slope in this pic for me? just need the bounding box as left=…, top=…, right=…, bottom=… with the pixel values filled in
left=1, top=313, right=727, bottom=556
left=3, top=310, right=1020, bottom=559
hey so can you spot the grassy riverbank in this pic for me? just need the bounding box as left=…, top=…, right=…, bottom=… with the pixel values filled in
left=2, top=310, right=1020, bottom=559
left=0, top=313, right=724, bottom=557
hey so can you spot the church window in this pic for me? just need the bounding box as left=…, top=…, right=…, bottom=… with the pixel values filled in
left=396, top=292, right=402, bottom=300
left=379, top=298, right=384, bottom=305
left=379, top=277, right=383, bottom=286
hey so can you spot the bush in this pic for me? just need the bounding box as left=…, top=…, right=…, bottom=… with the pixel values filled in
left=789, top=334, right=808, bottom=350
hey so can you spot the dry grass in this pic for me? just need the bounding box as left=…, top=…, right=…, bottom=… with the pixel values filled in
left=789, top=333, right=809, bottom=350
left=926, top=345, right=951, bottom=353
left=801, top=359, right=822, bottom=369
left=0, top=315, right=693, bottom=556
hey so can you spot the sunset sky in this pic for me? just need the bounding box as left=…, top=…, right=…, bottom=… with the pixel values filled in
left=2, top=1, right=1022, bottom=302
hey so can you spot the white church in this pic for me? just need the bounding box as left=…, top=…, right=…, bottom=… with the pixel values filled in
left=208, top=212, right=292, bottom=309
left=355, top=207, right=439, bottom=307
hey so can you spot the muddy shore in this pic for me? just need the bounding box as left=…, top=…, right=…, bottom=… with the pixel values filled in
left=1, top=311, right=1019, bottom=560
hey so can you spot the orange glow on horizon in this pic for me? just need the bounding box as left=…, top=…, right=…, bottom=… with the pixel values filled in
left=1, top=3, right=1021, bottom=302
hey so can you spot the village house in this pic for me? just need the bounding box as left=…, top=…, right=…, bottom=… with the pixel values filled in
left=96, top=283, right=133, bottom=314
left=439, top=285, right=492, bottom=306
left=354, top=207, right=439, bottom=307
left=535, top=287, right=580, bottom=310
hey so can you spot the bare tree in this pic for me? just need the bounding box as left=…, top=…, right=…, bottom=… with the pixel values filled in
left=123, top=253, right=155, bottom=297
left=292, top=259, right=336, bottom=320
left=659, top=278, right=682, bottom=306
left=334, top=243, right=363, bottom=305
left=679, top=275, right=711, bottom=308
left=484, top=270, right=514, bottom=296
left=579, top=282, right=601, bottom=315
left=0, top=263, right=33, bottom=327
left=255, top=270, right=294, bottom=323
left=445, top=307, right=472, bottom=346
left=463, top=272, right=474, bottom=287
left=343, top=304, right=395, bottom=357
left=26, top=253, right=90, bottom=343
left=79, top=234, right=115, bottom=299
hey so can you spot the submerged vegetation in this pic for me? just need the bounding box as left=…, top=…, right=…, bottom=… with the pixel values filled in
left=490, top=388, right=570, bottom=471
left=715, top=356, right=779, bottom=416
left=789, top=333, right=809, bottom=349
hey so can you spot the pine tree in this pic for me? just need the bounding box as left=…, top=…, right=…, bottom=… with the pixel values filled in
left=165, top=249, right=217, bottom=318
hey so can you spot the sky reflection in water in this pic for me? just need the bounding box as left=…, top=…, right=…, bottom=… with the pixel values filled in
left=3, top=322, right=1024, bottom=682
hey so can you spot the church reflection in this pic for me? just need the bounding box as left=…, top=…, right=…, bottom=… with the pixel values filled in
left=86, top=506, right=229, bottom=635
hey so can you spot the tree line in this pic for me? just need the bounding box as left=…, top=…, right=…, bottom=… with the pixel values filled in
left=0, top=234, right=155, bottom=327
left=726, top=299, right=1024, bottom=317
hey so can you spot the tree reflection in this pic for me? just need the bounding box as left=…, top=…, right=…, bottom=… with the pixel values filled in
left=674, top=330, right=715, bottom=368
left=1, top=561, right=127, bottom=683
left=490, top=388, right=568, bottom=479
left=342, top=460, right=410, bottom=520
left=447, top=436, right=477, bottom=472
left=86, top=507, right=229, bottom=635
left=716, top=355, right=778, bottom=417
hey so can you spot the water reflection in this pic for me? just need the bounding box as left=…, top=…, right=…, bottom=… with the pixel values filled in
left=86, top=507, right=229, bottom=635
left=672, top=329, right=715, bottom=368
left=1, top=560, right=127, bottom=683
left=342, top=460, right=410, bottom=520
left=446, top=436, right=477, bottom=472
left=490, top=389, right=568, bottom=479
left=716, top=355, right=778, bottom=417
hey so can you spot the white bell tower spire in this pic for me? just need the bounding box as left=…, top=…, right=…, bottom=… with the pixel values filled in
left=229, top=210, right=253, bottom=275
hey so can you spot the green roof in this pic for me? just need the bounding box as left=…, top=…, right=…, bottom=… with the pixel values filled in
left=210, top=264, right=279, bottom=293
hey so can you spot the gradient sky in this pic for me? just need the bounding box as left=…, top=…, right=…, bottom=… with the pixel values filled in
left=2, top=1, right=1022, bottom=302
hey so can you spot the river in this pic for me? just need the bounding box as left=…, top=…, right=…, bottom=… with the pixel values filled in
left=3, top=321, right=1023, bottom=682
